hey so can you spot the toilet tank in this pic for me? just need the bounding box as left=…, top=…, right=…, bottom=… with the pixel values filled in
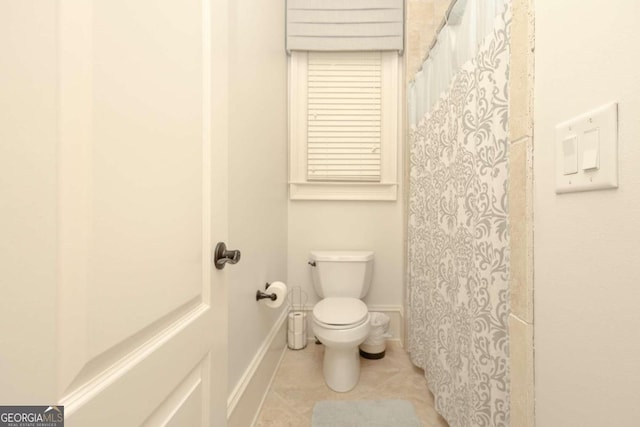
left=309, top=251, right=374, bottom=298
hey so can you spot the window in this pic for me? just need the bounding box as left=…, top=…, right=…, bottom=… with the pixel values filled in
left=307, top=51, right=382, bottom=182
left=289, top=50, right=400, bottom=201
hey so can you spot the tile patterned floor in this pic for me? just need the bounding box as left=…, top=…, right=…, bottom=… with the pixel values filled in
left=255, top=342, right=449, bottom=427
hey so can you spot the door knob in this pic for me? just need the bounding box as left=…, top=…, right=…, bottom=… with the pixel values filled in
left=214, top=242, right=241, bottom=269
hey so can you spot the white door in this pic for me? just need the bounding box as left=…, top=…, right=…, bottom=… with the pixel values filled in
left=0, top=0, right=229, bottom=425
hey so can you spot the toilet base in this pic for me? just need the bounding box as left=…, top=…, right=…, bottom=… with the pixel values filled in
left=323, top=345, right=361, bottom=392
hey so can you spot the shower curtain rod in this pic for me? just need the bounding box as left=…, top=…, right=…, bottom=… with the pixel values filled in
left=427, top=0, right=459, bottom=52
left=411, top=0, right=507, bottom=83
left=408, top=0, right=459, bottom=84
left=418, top=0, right=460, bottom=72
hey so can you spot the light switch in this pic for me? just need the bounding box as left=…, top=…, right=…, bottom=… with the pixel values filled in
left=582, top=128, right=600, bottom=170
left=555, top=102, right=618, bottom=193
left=562, top=136, right=578, bottom=175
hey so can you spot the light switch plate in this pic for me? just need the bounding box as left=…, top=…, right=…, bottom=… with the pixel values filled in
left=555, top=102, right=618, bottom=193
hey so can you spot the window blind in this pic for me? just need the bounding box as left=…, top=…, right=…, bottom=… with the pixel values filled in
left=307, top=51, right=382, bottom=182
left=286, top=0, right=404, bottom=52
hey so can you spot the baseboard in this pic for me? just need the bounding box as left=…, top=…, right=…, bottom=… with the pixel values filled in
left=227, top=309, right=288, bottom=427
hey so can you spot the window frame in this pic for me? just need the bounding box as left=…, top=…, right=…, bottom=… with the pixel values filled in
left=288, top=50, right=400, bottom=201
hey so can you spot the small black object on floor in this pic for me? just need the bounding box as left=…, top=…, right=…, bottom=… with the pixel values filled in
left=359, top=349, right=385, bottom=360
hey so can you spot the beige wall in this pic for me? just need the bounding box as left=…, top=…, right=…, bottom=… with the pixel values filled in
left=534, top=1, right=640, bottom=425
left=227, top=0, right=289, bottom=395
left=287, top=199, right=405, bottom=309
left=284, top=0, right=454, bottom=324
left=288, top=25, right=407, bottom=317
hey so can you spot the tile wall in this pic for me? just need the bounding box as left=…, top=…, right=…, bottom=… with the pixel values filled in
left=507, top=0, right=535, bottom=425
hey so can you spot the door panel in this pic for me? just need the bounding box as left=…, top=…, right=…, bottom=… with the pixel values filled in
left=142, top=361, right=207, bottom=427
left=0, top=0, right=226, bottom=425
left=88, top=0, right=204, bottom=361
left=57, top=0, right=216, bottom=423
left=62, top=311, right=211, bottom=425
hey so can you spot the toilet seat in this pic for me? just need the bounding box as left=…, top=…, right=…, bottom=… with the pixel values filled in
left=314, top=316, right=368, bottom=330
left=313, top=297, right=368, bottom=330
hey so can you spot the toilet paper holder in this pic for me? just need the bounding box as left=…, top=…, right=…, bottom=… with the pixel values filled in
left=256, top=282, right=278, bottom=301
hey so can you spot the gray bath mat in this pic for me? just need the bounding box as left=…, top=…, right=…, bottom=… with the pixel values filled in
left=312, top=399, right=421, bottom=427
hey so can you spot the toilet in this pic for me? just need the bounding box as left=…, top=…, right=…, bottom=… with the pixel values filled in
left=309, top=250, right=374, bottom=392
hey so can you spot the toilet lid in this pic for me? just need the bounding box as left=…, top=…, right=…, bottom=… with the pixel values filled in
left=313, top=297, right=368, bottom=326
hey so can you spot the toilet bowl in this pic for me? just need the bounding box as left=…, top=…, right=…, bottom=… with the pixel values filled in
left=312, top=297, right=371, bottom=392
left=309, top=250, right=374, bottom=392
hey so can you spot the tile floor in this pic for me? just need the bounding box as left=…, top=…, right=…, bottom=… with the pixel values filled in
left=255, top=342, right=449, bottom=427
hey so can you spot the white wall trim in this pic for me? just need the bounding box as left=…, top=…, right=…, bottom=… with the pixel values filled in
left=247, top=347, right=287, bottom=427
left=227, top=308, right=288, bottom=424
left=289, top=182, right=398, bottom=201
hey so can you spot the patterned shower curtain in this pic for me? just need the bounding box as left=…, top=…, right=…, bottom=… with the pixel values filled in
left=407, top=7, right=511, bottom=427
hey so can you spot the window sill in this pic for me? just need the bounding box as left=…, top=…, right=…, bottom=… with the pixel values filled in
left=289, top=182, right=398, bottom=201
